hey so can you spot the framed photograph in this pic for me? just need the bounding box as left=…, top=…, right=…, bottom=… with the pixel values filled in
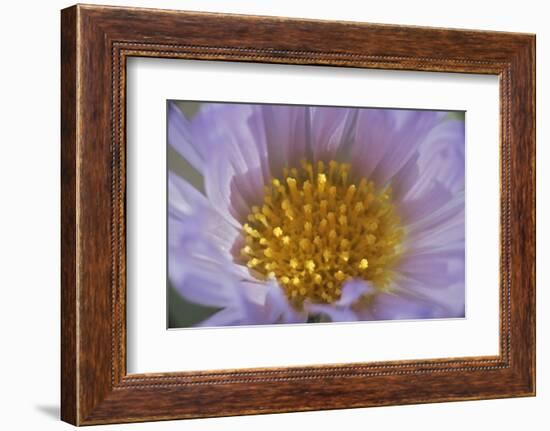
left=166, top=101, right=467, bottom=329
left=61, top=4, right=535, bottom=425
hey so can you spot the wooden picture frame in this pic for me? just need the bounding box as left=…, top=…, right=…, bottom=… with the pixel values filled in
left=61, top=4, right=535, bottom=425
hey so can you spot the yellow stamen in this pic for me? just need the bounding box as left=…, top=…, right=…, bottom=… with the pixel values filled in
left=240, top=160, right=404, bottom=306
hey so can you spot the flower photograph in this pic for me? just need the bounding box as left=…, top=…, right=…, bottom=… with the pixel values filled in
left=167, top=101, right=465, bottom=328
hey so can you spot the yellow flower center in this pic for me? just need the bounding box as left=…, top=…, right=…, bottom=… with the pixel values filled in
left=240, top=160, right=404, bottom=306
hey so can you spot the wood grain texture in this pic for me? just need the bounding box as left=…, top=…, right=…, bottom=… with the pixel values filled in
left=60, top=4, right=536, bottom=425
left=60, top=6, right=78, bottom=425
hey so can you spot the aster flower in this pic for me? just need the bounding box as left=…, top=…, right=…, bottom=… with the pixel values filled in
left=168, top=102, right=465, bottom=327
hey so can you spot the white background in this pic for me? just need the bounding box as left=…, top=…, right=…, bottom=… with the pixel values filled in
left=127, top=59, right=499, bottom=373
left=0, top=0, right=547, bottom=430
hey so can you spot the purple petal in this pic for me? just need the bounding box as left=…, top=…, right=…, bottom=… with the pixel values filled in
left=168, top=171, right=205, bottom=218
left=350, top=109, right=444, bottom=186
left=168, top=102, right=205, bottom=174
left=310, top=106, right=356, bottom=162
left=196, top=303, right=263, bottom=328
left=403, top=119, right=465, bottom=200
left=304, top=280, right=373, bottom=322
left=187, top=104, right=278, bottom=224
left=170, top=265, right=236, bottom=308
left=371, top=111, right=444, bottom=186
left=169, top=172, right=240, bottom=254
left=369, top=289, right=461, bottom=321
left=257, top=105, right=311, bottom=178
left=240, top=281, right=270, bottom=307
left=406, top=190, right=465, bottom=239
left=191, top=103, right=264, bottom=175
left=337, top=279, right=375, bottom=306
left=195, top=307, right=245, bottom=327
left=390, top=152, right=420, bottom=201
left=349, top=109, right=397, bottom=180
left=409, top=215, right=465, bottom=253
left=397, top=251, right=464, bottom=287
left=263, top=280, right=308, bottom=324
left=203, top=153, right=245, bottom=227
left=169, top=233, right=269, bottom=326
left=197, top=280, right=307, bottom=327
left=169, top=235, right=240, bottom=307
left=171, top=103, right=272, bottom=224
left=399, top=181, right=453, bottom=225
